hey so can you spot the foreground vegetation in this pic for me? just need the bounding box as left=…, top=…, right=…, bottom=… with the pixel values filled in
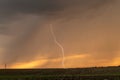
left=0, top=66, right=120, bottom=80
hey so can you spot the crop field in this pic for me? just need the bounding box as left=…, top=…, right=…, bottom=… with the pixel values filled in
left=0, top=66, right=120, bottom=80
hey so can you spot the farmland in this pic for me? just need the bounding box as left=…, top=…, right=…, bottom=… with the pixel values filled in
left=0, top=66, right=120, bottom=80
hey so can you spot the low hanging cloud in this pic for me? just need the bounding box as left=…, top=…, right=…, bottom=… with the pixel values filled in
left=0, top=0, right=120, bottom=68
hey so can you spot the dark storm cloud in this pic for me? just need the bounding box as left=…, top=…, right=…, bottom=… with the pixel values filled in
left=0, top=0, right=117, bottom=67
left=0, top=0, right=62, bottom=14
left=0, top=0, right=62, bottom=23
left=0, top=0, right=114, bottom=22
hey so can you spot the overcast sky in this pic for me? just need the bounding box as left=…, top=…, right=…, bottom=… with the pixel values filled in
left=0, top=0, right=120, bottom=68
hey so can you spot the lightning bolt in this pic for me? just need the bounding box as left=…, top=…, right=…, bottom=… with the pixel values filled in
left=50, top=24, right=65, bottom=68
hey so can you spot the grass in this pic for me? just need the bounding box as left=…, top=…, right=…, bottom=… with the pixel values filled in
left=0, top=66, right=120, bottom=79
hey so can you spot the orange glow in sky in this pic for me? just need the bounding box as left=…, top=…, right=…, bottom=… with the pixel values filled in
left=10, top=60, right=47, bottom=69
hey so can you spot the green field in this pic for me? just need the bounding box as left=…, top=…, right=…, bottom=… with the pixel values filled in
left=0, top=66, right=120, bottom=80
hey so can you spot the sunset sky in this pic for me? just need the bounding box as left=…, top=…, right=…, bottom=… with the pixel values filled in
left=0, top=0, right=120, bottom=68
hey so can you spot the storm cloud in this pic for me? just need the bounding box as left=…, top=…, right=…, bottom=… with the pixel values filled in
left=0, top=0, right=119, bottom=68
